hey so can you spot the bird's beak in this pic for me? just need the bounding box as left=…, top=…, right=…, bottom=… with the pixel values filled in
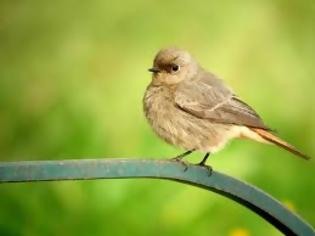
left=148, top=67, right=160, bottom=73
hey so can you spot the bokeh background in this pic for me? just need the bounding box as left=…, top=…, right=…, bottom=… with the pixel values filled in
left=0, top=0, right=314, bottom=235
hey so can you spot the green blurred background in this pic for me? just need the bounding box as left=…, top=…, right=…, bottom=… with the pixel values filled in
left=0, top=0, right=314, bottom=235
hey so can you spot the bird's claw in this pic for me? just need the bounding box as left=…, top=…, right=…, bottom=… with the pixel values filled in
left=171, top=157, right=189, bottom=172
left=197, top=162, right=213, bottom=176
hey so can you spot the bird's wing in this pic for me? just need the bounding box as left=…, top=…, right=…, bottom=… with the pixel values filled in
left=174, top=72, right=270, bottom=130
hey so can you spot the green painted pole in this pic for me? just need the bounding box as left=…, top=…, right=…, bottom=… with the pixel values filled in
left=0, top=158, right=314, bottom=235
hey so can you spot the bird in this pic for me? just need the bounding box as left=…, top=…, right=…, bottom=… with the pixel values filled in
left=143, top=47, right=310, bottom=172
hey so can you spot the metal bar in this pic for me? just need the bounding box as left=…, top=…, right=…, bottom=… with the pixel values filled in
left=0, top=158, right=314, bottom=235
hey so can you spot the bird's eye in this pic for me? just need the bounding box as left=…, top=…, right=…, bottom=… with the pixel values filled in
left=171, top=64, right=180, bottom=73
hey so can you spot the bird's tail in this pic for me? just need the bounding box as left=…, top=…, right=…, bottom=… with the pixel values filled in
left=251, top=128, right=310, bottom=160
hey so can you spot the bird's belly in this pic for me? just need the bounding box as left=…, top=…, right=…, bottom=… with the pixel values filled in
left=146, top=102, right=235, bottom=152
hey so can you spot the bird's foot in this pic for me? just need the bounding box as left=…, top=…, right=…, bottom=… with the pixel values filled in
left=197, top=161, right=213, bottom=176
left=171, top=157, right=189, bottom=172
left=170, top=150, right=194, bottom=172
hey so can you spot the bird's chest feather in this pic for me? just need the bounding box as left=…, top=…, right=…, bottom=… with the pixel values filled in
left=143, top=85, right=236, bottom=152
left=144, top=86, right=176, bottom=127
left=143, top=86, right=187, bottom=143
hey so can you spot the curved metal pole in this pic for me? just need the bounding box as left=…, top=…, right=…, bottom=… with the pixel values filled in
left=0, top=158, right=314, bottom=235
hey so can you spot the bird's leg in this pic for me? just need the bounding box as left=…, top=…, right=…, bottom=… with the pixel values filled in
left=171, top=149, right=195, bottom=171
left=198, top=152, right=210, bottom=165
left=172, top=149, right=195, bottom=161
left=197, top=152, right=213, bottom=176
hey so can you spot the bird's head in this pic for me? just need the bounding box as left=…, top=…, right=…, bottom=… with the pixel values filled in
left=148, top=47, right=199, bottom=86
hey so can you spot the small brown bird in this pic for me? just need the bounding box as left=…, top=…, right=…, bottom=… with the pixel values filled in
left=143, top=47, right=309, bottom=171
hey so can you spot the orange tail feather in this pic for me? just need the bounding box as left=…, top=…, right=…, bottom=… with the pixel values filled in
left=251, top=128, right=310, bottom=160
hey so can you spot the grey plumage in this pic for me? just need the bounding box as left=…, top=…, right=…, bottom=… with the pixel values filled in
left=143, top=47, right=309, bottom=160
left=174, top=71, right=270, bottom=130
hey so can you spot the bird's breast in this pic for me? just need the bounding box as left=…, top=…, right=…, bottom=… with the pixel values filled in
left=143, top=85, right=187, bottom=146
left=143, top=85, right=240, bottom=152
left=143, top=85, right=177, bottom=131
